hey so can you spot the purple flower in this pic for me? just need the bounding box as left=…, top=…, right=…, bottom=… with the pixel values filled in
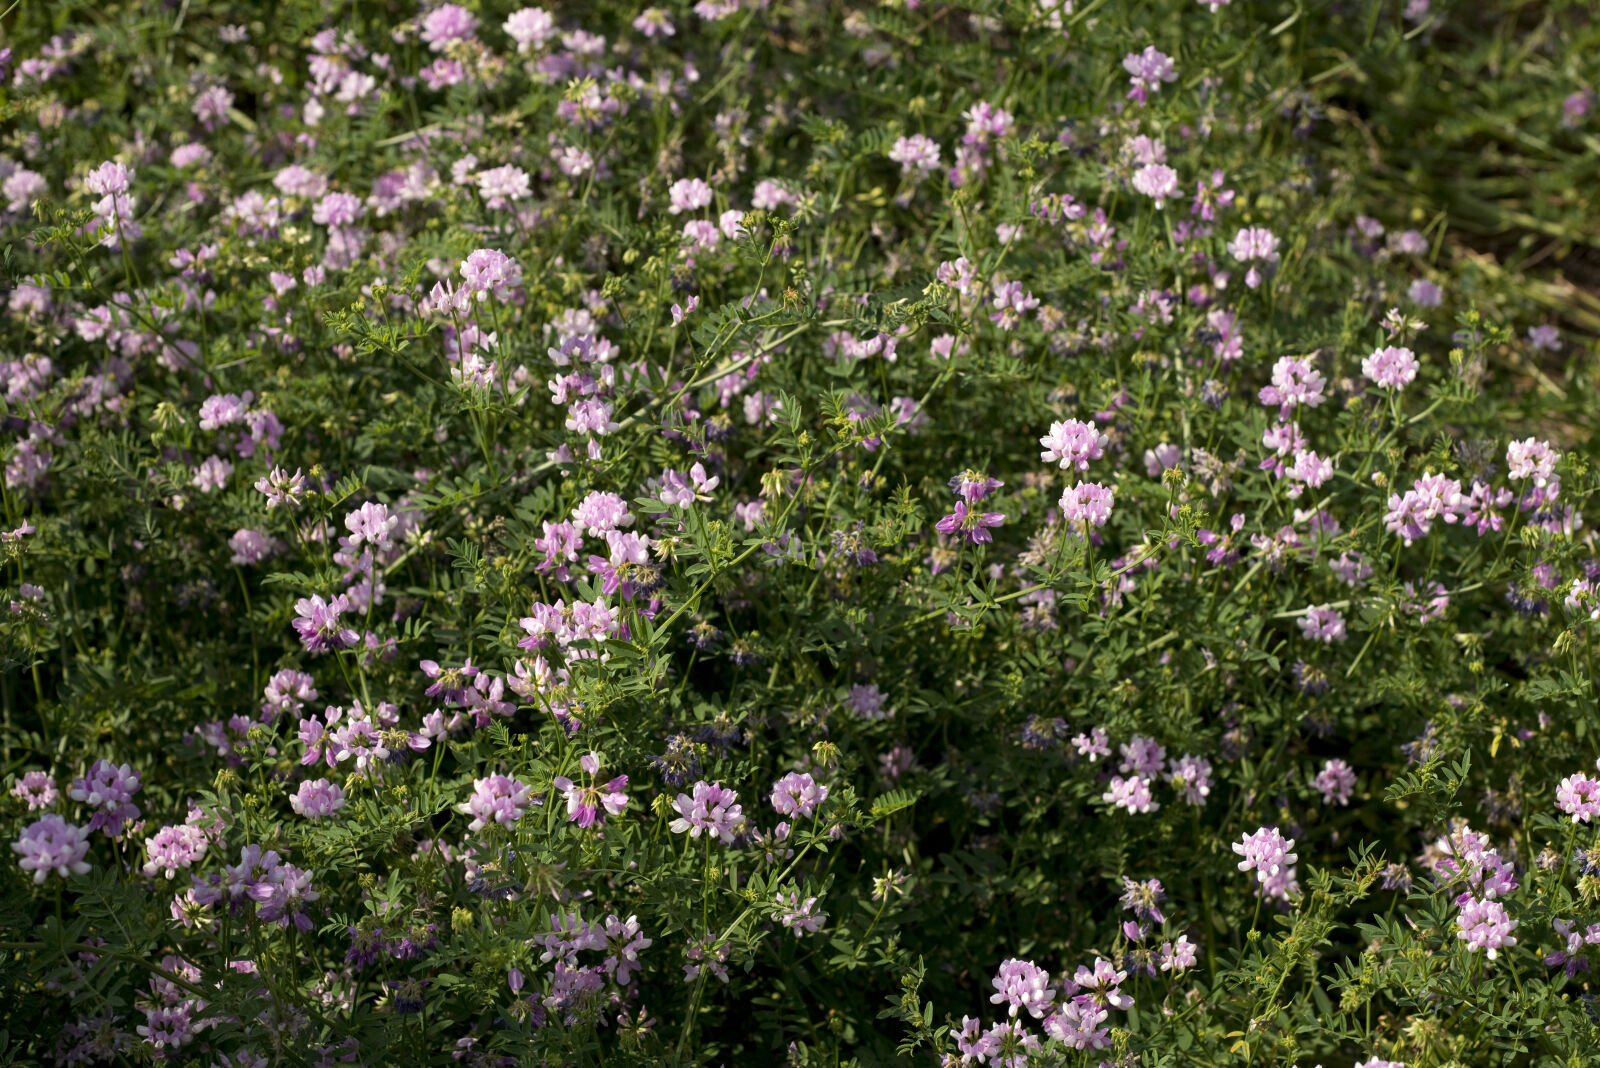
left=1043, top=998, right=1110, bottom=1050
left=751, top=178, right=798, bottom=211
left=1072, top=727, right=1110, bottom=762
left=476, top=164, right=531, bottom=206
left=459, top=248, right=521, bottom=298
left=11, top=814, right=91, bottom=883
left=251, top=862, right=319, bottom=930
left=1556, top=772, right=1600, bottom=823
left=1131, top=163, right=1179, bottom=207
left=1072, top=957, right=1133, bottom=1009
left=458, top=774, right=534, bottom=833
left=421, top=3, right=478, bottom=50
left=262, top=669, right=317, bottom=722
left=229, top=528, right=279, bottom=566
left=253, top=466, right=306, bottom=509
left=84, top=161, right=132, bottom=197
left=668, top=178, right=714, bottom=214
left=657, top=463, right=719, bottom=508
left=553, top=754, right=630, bottom=829
left=142, top=824, right=208, bottom=879
left=1159, top=935, right=1198, bottom=972
left=1408, top=278, right=1442, bottom=307
left=845, top=683, right=890, bottom=720
left=831, top=524, right=879, bottom=567
left=1258, top=356, right=1326, bottom=417
left=329, top=711, right=391, bottom=772
left=1103, top=775, right=1158, bottom=814
left=935, top=500, right=1006, bottom=545
left=504, top=7, right=556, bottom=51
left=10, top=770, right=57, bottom=810
left=770, top=772, right=828, bottom=819
left=198, top=391, right=252, bottom=430
left=1060, top=481, right=1115, bottom=528
left=419, top=658, right=480, bottom=705
left=1122, top=46, right=1177, bottom=104
left=1040, top=419, right=1107, bottom=471
left=290, top=779, right=347, bottom=820
left=1362, top=345, right=1419, bottom=389
left=69, top=760, right=142, bottom=835
left=1298, top=604, right=1347, bottom=643
left=1314, top=759, right=1357, bottom=806
left=888, top=134, right=942, bottom=177
left=1528, top=324, right=1561, bottom=352
left=990, top=958, right=1054, bottom=1019
left=1284, top=449, right=1334, bottom=496
left=192, top=455, right=232, bottom=493
left=1119, top=877, right=1166, bottom=923
left=292, top=594, right=359, bottom=653
left=1227, top=226, right=1280, bottom=263
left=774, top=890, right=826, bottom=936
left=571, top=490, right=634, bottom=536
left=633, top=7, right=675, bottom=36
left=311, top=191, right=363, bottom=227
left=1233, top=827, right=1297, bottom=884
left=1118, top=735, right=1166, bottom=777
left=668, top=780, right=743, bottom=844
left=1384, top=473, right=1465, bottom=544
left=193, top=85, right=234, bottom=126
left=948, top=470, right=1003, bottom=504
left=1506, top=437, right=1558, bottom=486
left=345, top=502, right=398, bottom=549
left=988, top=279, right=1039, bottom=329
left=1167, top=754, right=1213, bottom=805
left=1457, top=896, right=1518, bottom=959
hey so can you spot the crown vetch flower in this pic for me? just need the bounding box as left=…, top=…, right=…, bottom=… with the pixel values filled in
left=553, top=754, right=630, bottom=829
left=1506, top=437, right=1558, bottom=486
left=770, top=771, right=828, bottom=819
left=1259, top=356, right=1327, bottom=417
left=290, top=779, right=347, bottom=820
left=1061, top=481, right=1115, bottom=528
left=293, top=594, right=360, bottom=653
left=12, top=814, right=92, bottom=883
left=1103, top=774, right=1158, bottom=814
left=1457, top=895, right=1518, bottom=959
left=458, top=774, right=534, bottom=833
left=142, top=823, right=208, bottom=879
left=69, top=760, right=142, bottom=835
left=668, top=780, right=743, bottom=844
left=1159, top=935, right=1198, bottom=972
left=1132, top=163, right=1179, bottom=207
left=935, top=499, right=1006, bottom=545
left=774, top=890, right=825, bottom=936
left=1233, top=827, right=1297, bottom=884
left=11, top=770, right=57, bottom=810
left=1315, top=759, right=1357, bottom=806
left=1123, top=46, right=1177, bottom=104
left=1043, top=998, right=1111, bottom=1050
left=1556, top=772, right=1600, bottom=823
left=1298, top=604, right=1347, bottom=643
left=990, top=958, right=1054, bottom=1019
left=1040, top=419, right=1107, bottom=471
left=888, top=134, right=942, bottom=176
left=1362, top=345, right=1419, bottom=389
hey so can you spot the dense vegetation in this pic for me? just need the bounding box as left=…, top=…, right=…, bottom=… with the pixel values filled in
left=3, top=1, right=1600, bottom=1065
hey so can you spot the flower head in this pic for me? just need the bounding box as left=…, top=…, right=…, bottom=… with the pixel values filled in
left=990, top=958, right=1054, bottom=1019
left=12, top=814, right=91, bottom=883
left=668, top=781, right=743, bottom=844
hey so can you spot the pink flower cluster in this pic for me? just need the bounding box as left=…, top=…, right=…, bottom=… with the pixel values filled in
left=668, top=781, right=743, bottom=844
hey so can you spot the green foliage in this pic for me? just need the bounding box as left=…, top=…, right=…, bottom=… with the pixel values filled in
left=0, top=0, right=1599, bottom=1066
